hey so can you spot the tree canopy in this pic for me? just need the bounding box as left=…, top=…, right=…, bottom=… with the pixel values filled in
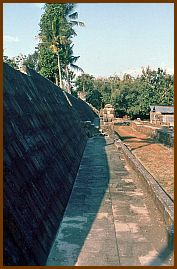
left=3, top=4, right=173, bottom=119
left=3, top=3, right=84, bottom=93
left=37, top=3, right=84, bottom=90
left=75, top=68, right=174, bottom=118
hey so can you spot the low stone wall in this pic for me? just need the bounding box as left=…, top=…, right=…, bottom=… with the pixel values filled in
left=156, top=128, right=174, bottom=147
left=131, top=122, right=174, bottom=147
left=114, top=138, right=174, bottom=228
left=102, top=124, right=174, bottom=231
left=3, top=63, right=97, bottom=265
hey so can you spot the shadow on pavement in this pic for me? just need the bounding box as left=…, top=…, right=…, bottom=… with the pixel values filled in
left=147, top=225, right=174, bottom=266
left=46, top=134, right=174, bottom=266
left=46, top=136, right=111, bottom=265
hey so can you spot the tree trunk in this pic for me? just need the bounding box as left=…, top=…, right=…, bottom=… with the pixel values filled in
left=55, top=74, right=59, bottom=86
left=66, top=66, right=71, bottom=94
left=57, top=51, right=62, bottom=89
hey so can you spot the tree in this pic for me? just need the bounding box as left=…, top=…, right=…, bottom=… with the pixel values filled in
left=23, top=51, right=39, bottom=71
left=62, top=44, right=83, bottom=92
left=139, top=67, right=174, bottom=115
left=112, top=87, right=129, bottom=117
left=38, top=47, right=58, bottom=83
left=3, top=55, right=18, bottom=69
left=109, top=67, right=173, bottom=119
left=3, top=52, right=39, bottom=72
left=86, top=89, right=102, bottom=110
left=75, top=73, right=95, bottom=93
left=37, top=3, right=84, bottom=89
left=98, top=82, right=112, bottom=106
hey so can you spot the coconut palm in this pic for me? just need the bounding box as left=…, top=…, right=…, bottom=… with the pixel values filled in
left=63, top=44, right=84, bottom=92
left=38, top=3, right=84, bottom=88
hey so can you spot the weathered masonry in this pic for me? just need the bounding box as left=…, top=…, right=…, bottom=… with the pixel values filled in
left=3, top=63, right=97, bottom=265
left=150, top=105, right=174, bottom=127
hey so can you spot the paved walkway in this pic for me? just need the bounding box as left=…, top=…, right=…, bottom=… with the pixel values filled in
left=46, top=136, right=173, bottom=266
left=114, top=124, right=174, bottom=199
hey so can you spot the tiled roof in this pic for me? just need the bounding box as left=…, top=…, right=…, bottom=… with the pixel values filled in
left=150, top=105, right=174, bottom=114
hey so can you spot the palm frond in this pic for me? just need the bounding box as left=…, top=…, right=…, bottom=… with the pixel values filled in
left=78, top=21, right=85, bottom=27
left=70, top=63, right=84, bottom=73
left=69, top=20, right=85, bottom=27
left=69, top=20, right=79, bottom=26
left=68, top=12, right=78, bottom=20
left=65, top=3, right=76, bottom=16
left=70, top=44, right=74, bottom=50
left=70, top=56, right=80, bottom=64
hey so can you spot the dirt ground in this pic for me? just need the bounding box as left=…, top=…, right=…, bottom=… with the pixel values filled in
left=113, top=125, right=174, bottom=200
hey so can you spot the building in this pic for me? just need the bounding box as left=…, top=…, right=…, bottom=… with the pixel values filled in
left=150, top=105, right=174, bottom=126
left=103, top=104, right=115, bottom=122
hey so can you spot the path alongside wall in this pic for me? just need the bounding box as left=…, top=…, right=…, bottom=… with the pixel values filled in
left=3, top=63, right=97, bottom=265
left=113, top=123, right=174, bottom=199
left=46, top=135, right=173, bottom=266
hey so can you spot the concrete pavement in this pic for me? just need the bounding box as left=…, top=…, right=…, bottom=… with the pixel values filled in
left=46, top=135, right=173, bottom=266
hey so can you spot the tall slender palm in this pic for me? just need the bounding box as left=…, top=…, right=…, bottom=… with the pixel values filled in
left=38, top=4, right=84, bottom=89
left=63, top=44, right=84, bottom=92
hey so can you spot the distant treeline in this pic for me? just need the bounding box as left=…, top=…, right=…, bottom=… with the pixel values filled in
left=74, top=68, right=174, bottom=119
left=3, top=4, right=173, bottom=120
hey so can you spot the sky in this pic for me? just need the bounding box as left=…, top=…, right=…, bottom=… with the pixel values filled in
left=3, top=3, right=174, bottom=78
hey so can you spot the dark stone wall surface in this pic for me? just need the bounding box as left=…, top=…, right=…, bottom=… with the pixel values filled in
left=3, top=63, right=96, bottom=265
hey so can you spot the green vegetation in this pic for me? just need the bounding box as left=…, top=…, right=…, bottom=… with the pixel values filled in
left=3, top=4, right=174, bottom=119
left=37, top=3, right=84, bottom=89
left=75, top=67, right=174, bottom=119
left=3, top=3, right=84, bottom=93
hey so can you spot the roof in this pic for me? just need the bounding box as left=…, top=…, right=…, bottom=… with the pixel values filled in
left=150, top=105, right=174, bottom=114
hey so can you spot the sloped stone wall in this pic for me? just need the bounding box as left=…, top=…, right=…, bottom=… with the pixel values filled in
left=3, top=63, right=97, bottom=265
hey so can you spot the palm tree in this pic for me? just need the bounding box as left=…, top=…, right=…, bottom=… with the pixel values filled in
left=38, top=3, right=84, bottom=89
left=63, top=44, right=84, bottom=92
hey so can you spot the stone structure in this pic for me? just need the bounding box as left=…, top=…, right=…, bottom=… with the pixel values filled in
left=150, top=106, right=174, bottom=127
left=103, top=104, right=115, bottom=122
left=3, top=63, right=97, bottom=265
left=131, top=121, right=174, bottom=147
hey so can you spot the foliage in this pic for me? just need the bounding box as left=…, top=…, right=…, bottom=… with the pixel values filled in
left=135, top=68, right=174, bottom=117
left=4, top=4, right=84, bottom=91
left=75, top=73, right=95, bottom=92
left=75, top=68, right=174, bottom=119
left=37, top=46, right=58, bottom=83
left=86, top=89, right=102, bottom=110
left=37, top=3, right=84, bottom=89
left=3, top=52, right=39, bottom=72
left=3, top=55, right=18, bottom=69
left=23, top=51, right=39, bottom=71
